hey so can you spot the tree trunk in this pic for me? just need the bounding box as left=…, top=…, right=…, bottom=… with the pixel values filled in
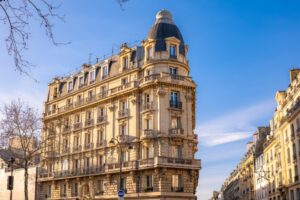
left=24, top=161, right=29, bottom=200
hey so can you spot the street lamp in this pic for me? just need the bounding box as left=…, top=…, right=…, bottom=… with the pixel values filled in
left=7, top=157, right=15, bottom=200
left=109, top=137, right=133, bottom=195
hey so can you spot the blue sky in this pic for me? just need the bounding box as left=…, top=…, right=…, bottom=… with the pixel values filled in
left=1, top=0, right=300, bottom=199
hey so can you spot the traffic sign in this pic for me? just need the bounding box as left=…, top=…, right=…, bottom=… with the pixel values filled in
left=118, top=190, right=125, bottom=197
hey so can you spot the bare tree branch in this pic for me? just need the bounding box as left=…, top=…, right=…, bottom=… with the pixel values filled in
left=0, top=0, right=65, bottom=76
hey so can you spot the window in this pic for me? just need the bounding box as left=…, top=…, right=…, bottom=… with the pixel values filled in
left=172, top=175, right=183, bottom=192
left=79, top=76, right=84, bottom=87
left=146, top=175, right=153, bottom=191
left=169, top=44, right=177, bottom=58
left=97, top=130, right=104, bottom=144
left=120, top=101, right=127, bottom=111
left=75, top=114, right=80, bottom=123
left=62, top=159, right=68, bottom=171
left=123, top=57, right=128, bottom=70
left=68, top=81, right=73, bottom=92
left=144, top=93, right=150, bottom=103
left=145, top=118, right=152, bottom=130
left=100, top=85, right=107, bottom=97
left=85, top=132, right=91, bottom=144
left=147, top=46, right=153, bottom=60
left=102, top=66, right=108, bottom=79
left=85, top=157, right=90, bottom=168
left=98, top=155, right=104, bottom=167
left=145, top=69, right=151, bottom=76
left=61, top=184, right=66, bottom=197
left=74, top=136, right=79, bottom=146
left=120, top=124, right=127, bottom=136
left=170, top=91, right=181, bottom=108
left=170, top=91, right=179, bottom=102
left=73, top=159, right=79, bottom=170
left=169, top=67, right=177, bottom=75
left=177, top=145, right=183, bottom=158
left=121, top=151, right=126, bottom=162
left=46, top=185, right=51, bottom=198
left=122, top=77, right=128, bottom=85
left=144, top=146, right=153, bottom=159
left=120, top=177, right=126, bottom=191
left=89, top=70, right=95, bottom=83
left=53, top=87, right=58, bottom=98
left=98, top=107, right=105, bottom=116
left=97, top=180, right=104, bottom=195
left=72, top=183, right=78, bottom=196
left=171, top=117, right=181, bottom=129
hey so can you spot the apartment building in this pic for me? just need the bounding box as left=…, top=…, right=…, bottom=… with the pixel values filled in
left=38, top=10, right=200, bottom=200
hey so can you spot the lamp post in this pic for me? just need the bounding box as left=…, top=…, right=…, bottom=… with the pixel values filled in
left=109, top=137, right=133, bottom=196
left=7, top=157, right=15, bottom=200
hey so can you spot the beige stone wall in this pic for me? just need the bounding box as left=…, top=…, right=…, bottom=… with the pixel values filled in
left=0, top=166, right=37, bottom=200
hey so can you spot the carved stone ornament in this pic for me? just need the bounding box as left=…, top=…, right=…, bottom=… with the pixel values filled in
left=156, top=87, right=166, bottom=96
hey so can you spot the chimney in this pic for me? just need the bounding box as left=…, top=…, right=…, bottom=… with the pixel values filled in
left=290, top=69, right=300, bottom=83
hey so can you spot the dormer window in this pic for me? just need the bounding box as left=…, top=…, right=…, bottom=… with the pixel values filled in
left=79, top=76, right=84, bottom=88
left=122, top=57, right=129, bottom=70
left=68, top=81, right=73, bottom=92
left=102, top=66, right=108, bottom=79
left=53, top=87, right=58, bottom=98
left=169, top=44, right=177, bottom=59
left=147, top=46, right=153, bottom=60
left=89, top=70, right=95, bottom=84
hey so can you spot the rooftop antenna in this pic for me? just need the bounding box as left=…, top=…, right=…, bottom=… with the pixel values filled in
left=88, top=53, right=92, bottom=65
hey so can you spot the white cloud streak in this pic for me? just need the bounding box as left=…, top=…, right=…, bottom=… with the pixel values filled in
left=197, top=99, right=275, bottom=146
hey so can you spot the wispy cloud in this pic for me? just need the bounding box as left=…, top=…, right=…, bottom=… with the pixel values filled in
left=197, top=99, right=275, bottom=146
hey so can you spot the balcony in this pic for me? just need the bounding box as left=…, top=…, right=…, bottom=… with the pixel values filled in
left=143, top=187, right=154, bottom=192
left=110, top=81, right=137, bottom=95
left=142, top=102, right=153, bottom=111
left=84, top=143, right=94, bottom=150
left=144, top=74, right=160, bottom=82
left=118, top=109, right=130, bottom=119
left=73, top=145, right=81, bottom=152
left=98, top=91, right=108, bottom=99
left=96, top=140, right=106, bottom=148
left=86, top=95, right=96, bottom=103
left=62, top=125, right=71, bottom=134
left=171, top=187, right=184, bottom=192
left=73, top=122, right=82, bottom=131
left=61, top=147, right=70, bottom=154
left=142, top=129, right=157, bottom=140
left=170, top=74, right=185, bottom=81
left=45, top=151, right=58, bottom=159
left=169, top=101, right=182, bottom=109
left=97, top=115, right=107, bottom=124
left=74, top=99, right=84, bottom=107
left=169, top=128, right=184, bottom=137
left=85, top=119, right=94, bottom=128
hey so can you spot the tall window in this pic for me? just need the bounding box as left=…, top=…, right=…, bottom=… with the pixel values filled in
left=177, top=145, right=183, bottom=158
left=79, top=76, right=84, bottom=87
left=46, top=185, right=51, bottom=197
left=97, top=130, right=104, bottom=143
left=122, top=77, right=128, bottom=85
left=85, top=132, right=91, bottom=144
left=68, top=81, right=73, bottom=92
left=85, top=157, right=90, bottom=168
left=171, top=117, right=181, bottom=129
left=169, top=67, right=177, bottom=75
left=74, top=136, right=79, bottom=146
left=120, top=177, right=126, bottom=191
left=170, top=91, right=179, bottom=103
left=89, top=70, right=95, bottom=83
left=123, top=57, right=128, bottom=70
left=145, top=118, right=152, bottom=130
left=144, top=93, right=150, bottom=103
left=97, top=180, right=104, bottom=194
left=120, top=100, right=127, bottom=111
left=73, top=159, right=79, bottom=170
left=75, top=114, right=80, bottom=123
left=61, top=184, right=66, bottom=197
left=98, top=155, right=104, bottom=166
left=53, top=87, right=58, bottom=98
left=169, top=44, right=177, bottom=58
left=147, top=46, right=153, bottom=60
left=102, top=66, right=108, bottom=79
left=146, top=175, right=153, bottom=189
left=72, top=183, right=78, bottom=196
left=120, top=124, right=127, bottom=136
left=172, top=175, right=183, bottom=191
left=98, top=107, right=105, bottom=116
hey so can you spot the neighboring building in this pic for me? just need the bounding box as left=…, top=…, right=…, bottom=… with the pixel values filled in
left=253, top=127, right=270, bottom=200
left=38, top=10, right=200, bottom=200
left=0, top=165, right=38, bottom=200
left=223, top=169, right=240, bottom=200
left=219, top=69, right=300, bottom=200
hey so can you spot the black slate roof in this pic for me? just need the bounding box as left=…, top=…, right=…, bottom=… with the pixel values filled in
left=148, top=22, right=185, bottom=55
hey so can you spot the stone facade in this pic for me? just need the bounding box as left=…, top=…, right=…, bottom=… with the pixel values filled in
left=38, top=10, right=200, bottom=200
left=219, top=69, right=300, bottom=200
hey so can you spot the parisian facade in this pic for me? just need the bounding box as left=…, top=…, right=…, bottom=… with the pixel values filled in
left=218, top=69, right=300, bottom=200
left=38, top=10, right=200, bottom=200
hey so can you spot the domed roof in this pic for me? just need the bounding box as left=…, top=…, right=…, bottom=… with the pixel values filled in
left=148, top=10, right=185, bottom=55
